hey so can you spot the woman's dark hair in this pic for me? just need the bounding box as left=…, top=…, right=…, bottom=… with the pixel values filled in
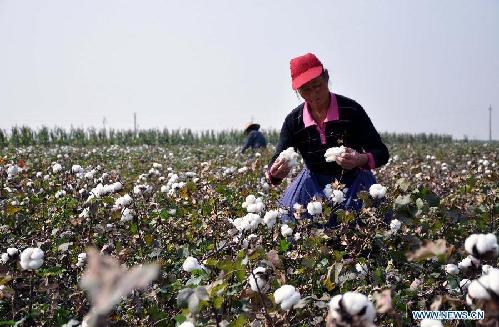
left=322, top=68, right=329, bottom=83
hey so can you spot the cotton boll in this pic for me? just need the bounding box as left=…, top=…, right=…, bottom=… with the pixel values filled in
left=390, top=219, right=401, bottom=233
left=444, top=264, right=459, bottom=275
left=277, top=147, right=299, bottom=168
left=420, top=319, right=443, bottom=327
left=293, top=203, right=303, bottom=211
left=263, top=210, right=278, bottom=229
left=274, top=284, right=301, bottom=310
left=178, top=321, right=195, bottom=327
left=248, top=266, right=270, bottom=293
left=55, top=190, right=66, bottom=198
left=71, top=165, right=83, bottom=174
left=52, top=163, right=63, bottom=173
left=281, top=224, right=293, bottom=237
left=369, top=184, right=387, bottom=199
left=356, top=263, right=369, bottom=278
left=458, top=256, right=480, bottom=270
left=120, top=208, right=134, bottom=222
left=468, top=275, right=491, bottom=300
left=182, top=257, right=205, bottom=272
left=487, top=268, right=499, bottom=296
left=20, top=247, right=44, bottom=270
left=1, top=253, right=8, bottom=263
left=7, top=165, right=20, bottom=178
left=76, top=253, right=87, bottom=267
left=307, top=201, right=322, bottom=215
left=331, top=190, right=345, bottom=204
left=476, top=233, right=498, bottom=256
left=482, top=265, right=493, bottom=275
left=328, top=292, right=376, bottom=325
left=324, top=146, right=345, bottom=162
left=7, top=248, right=19, bottom=257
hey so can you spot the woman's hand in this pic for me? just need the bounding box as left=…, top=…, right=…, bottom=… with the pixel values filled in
left=336, top=147, right=368, bottom=170
left=268, top=157, right=292, bottom=179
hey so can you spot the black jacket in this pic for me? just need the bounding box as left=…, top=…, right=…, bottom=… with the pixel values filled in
left=268, top=94, right=389, bottom=184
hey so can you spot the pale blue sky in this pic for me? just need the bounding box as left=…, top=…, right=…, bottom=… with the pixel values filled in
left=1, top=0, right=498, bottom=139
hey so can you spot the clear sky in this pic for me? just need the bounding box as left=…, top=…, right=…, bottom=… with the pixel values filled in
left=1, top=0, right=498, bottom=140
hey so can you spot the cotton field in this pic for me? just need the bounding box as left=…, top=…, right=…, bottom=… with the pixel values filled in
left=0, top=143, right=497, bottom=326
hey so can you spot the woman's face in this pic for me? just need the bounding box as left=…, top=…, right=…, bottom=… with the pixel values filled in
left=298, top=75, right=330, bottom=109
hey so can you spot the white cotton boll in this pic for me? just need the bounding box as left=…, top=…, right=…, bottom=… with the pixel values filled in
left=482, top=265, right=493, bottom=275
left=281, top=224, right=293, bottom=237
left=420, top=319, right=443, bottom=327
left=390, top=219, right=401, bottom=233
left=324, top=146, right=345, bottom=162
left=487, top=268, right=499, bottom=296
left=1, top=253, right=8, bottom=263
left=71, top=165, right=83, bottom=174
left=182, top=257, right=205, bottom=272
left=444, top=264, right=460, bottom=275
left=44, top=174, right=50, bottom=180
left=293, top=203, right=303, bottom=211
left=369, top=184, right=387, bottom=199
left=476, top=233, right=498, bottom=255
left=36, top=172, right=42, bottom=178
left=356, top=263, right=369, bottom=278
left=152, top=163, right=162, bottom=169
left=55, top=190, right=66, bottom=198
left=307, top=201, right=322, bottom=215
left=120, top=208, right=134, bottom=222
left=248, top=267, right=269, bottom=293
left=245, top=213, right=262, bottom=231
left=7, top=248, right=19, bottom=257
left=263, top=210, right=278, bottom=228
left=330, top=190, right=345, bottom=204
left=178, top=321, right=195, bottom=327
left=274, top=285, right=301, bottom=310
left=323, top=184, right=333, bottom=199
left=52, top=163, right=63, bottom=173
left=115, top=194, right=132, bottom=207
left=329, top=292, right=376, bottom=324
left=7, top=165, right=20, bottom=178
left=458, top=256, right=477, bottom=270
left=77, top=253, right=87, bottom=267
left=237, top=167, right=248, bottom=173
left=465, top=234, right=479, bottom=255
left=20, top=247, right=44, bottom=270
left=160, top=185, right=169, bottom=193
left=111, top=182, right=123, bottom=192
left=468, top=275, right=491, bottom=300
left=79, top=208, right=90, bottom=219
left=277, top=147, right=299, bottom=168
left=294, top=232, right=301, bottom=241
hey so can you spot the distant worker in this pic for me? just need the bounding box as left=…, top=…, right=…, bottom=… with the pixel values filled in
left=241, top=123, right=267, bottom=153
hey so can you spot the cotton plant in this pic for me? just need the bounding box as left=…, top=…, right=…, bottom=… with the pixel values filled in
left=277, top=147, right=299, bottom=168
left=20, top=247, right=44, bottom=270
left=273, top=284, right=301, bottom=310
left=242, top=194, right=265, bottom=213
left=369, top=184, right=387, bottom=199
left=324, top=146, right=345, bottom=162
left=327, top=292, right=376, bottom=327
left=324, top=184, right=346, bottom=205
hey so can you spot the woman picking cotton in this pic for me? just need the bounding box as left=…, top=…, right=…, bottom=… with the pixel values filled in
left=266, top=53, right=389, bottom=226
